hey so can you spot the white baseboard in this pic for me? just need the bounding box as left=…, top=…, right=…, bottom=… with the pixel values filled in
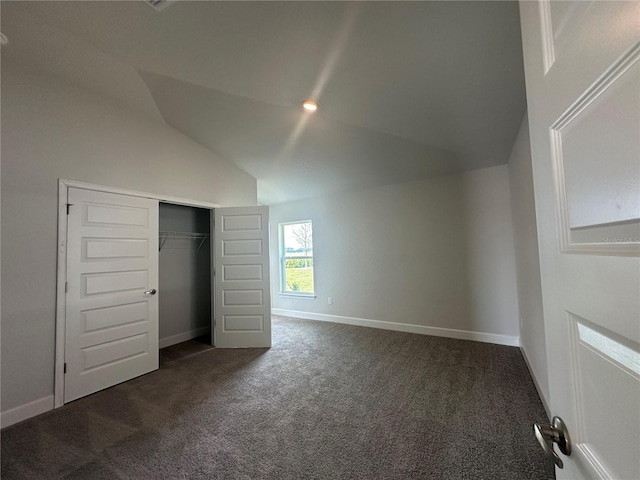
left=159, top=326, right=211, bottom=349
left=1, top=395, right=54, bottom=429
left=2, top=327, right=211, bottom=428
left=520, top=344, right=551, bottom=419
left=272, top=309, right=520, bottom=347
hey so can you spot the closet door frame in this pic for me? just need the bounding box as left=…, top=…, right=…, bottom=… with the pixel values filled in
left=55, top=179, right=220, bottom=408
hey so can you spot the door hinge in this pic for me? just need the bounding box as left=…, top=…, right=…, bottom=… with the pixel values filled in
left=65, top=282, right=69, bottom=293
left=64, top=363, right=67, bottom=374
left=66, top=203, right=73, bottom=214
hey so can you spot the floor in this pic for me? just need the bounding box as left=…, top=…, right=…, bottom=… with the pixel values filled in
left=1, top=316, right=555, bottom=479
left=159, top=334, right=214, bottom=366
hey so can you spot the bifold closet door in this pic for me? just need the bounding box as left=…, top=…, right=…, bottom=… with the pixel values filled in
left=65, top=188, right=159, bottom=403
left=213, top=206, right=271, bottom=348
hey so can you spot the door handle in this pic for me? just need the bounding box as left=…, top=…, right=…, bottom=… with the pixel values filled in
left=534, top=416, right=571, bottom=468
left=144, top=289, right=157, bottom=296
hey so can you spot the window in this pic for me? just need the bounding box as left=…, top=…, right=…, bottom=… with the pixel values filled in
left=279, top=221, right=314, bottom=295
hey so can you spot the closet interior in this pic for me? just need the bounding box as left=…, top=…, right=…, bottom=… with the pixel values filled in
left=158, top=202, right=212, bottom=350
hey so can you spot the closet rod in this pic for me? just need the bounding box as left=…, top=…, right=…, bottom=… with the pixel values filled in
left=159, top=231, right=209, bottom=252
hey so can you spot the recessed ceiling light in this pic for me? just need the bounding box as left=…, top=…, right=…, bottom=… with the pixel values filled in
left=302, top=101, right=318, bottom=112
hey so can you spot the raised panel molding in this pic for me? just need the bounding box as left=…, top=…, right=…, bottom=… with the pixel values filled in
left=82, top=302, right=148, bottom=333
left=223, top=315, right=264, bottom=332
left=83, top=238, right=148, bottom=261
left=222, top=264, right=263, bottom=282
left=82, top=270, right=148, bottom=296
left=539, top=0, right=555, bottom=73
left=567, top=312, right=640, bottom=479
left=84, top=203, right=149, bottom=228
left=223, top=290, right=263, bottom=306
left=222, top=239, right=263, bottom=256
left=540, top=0, right=595, bottom=75
left=550, top=41, right=640, bottom=256
left=82, top=333, right=148, bottom=371
left=222, top=214, right=262, bottom=232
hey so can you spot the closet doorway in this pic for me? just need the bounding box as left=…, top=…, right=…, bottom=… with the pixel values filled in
left=55, top=179, right=271, bottom=407
left=159, top=203, right=212, bottom=350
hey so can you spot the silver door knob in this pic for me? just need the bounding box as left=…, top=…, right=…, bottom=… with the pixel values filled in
left=534, top=416, right=571, bottom=468
left=144, top=289, right=157, bottom=295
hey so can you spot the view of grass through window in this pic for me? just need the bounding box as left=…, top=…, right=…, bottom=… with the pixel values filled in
left=281, top=221, right=314, bottom=294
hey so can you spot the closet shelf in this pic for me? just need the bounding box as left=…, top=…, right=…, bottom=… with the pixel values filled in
left=159, top=231, right=209, bottom=252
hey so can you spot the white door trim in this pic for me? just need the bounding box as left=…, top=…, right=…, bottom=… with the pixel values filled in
left=55, top=179, right=221, bottom=408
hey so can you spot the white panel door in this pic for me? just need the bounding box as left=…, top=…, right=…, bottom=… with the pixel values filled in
left=214, top=207, right=271, bottom=348
left=65, top=188, right=159, bottom=402
left=520, top=1, right=639, bottom=478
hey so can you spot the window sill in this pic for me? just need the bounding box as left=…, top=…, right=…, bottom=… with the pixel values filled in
left=279, top=293, right=316, bottom=300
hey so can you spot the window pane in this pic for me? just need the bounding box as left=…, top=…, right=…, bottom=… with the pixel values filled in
left=283, top=222, right=313, bottom=257
left=282, top=222, right=314, bottom=293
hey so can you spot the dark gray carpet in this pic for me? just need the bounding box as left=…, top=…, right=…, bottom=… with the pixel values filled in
left=1, top=316, right=554, bottom=479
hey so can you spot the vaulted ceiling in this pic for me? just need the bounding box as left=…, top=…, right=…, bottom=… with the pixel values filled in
left=2, top=1, right=526, bottom=205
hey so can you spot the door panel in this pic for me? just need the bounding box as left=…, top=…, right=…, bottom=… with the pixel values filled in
left=222, top=264, right=263, bottom=282
left=83, top=238, right=149, bottom=260
left=569, top=314, right=640, bottom=480
left=214, top=206, right=271, bottom=348
left=222, top=238, right=263, bottom=256
left=83, top=270, right=148, bottom=295
left=82, top=302, right=148, bottom=332
left=520, top=1, right=640, bottom=478
left=84, top=203, right=150, bottom=227
left=65, top=188, right=159, bottom=402
left=223, top=315, right=264, bottom=332
left=558, top=57, right=639, bottom=229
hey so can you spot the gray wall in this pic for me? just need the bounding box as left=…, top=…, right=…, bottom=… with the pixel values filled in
left=159, top=204, right=211, bottom=345
left=270, top=165, right=520, bottom=338
left=507, top=114, right=549, bottom=408
left=1, top=63, right=257, bottom=413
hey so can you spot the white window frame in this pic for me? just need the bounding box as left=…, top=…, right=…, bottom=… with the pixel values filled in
left=279, top=220, right=315, bottom=298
